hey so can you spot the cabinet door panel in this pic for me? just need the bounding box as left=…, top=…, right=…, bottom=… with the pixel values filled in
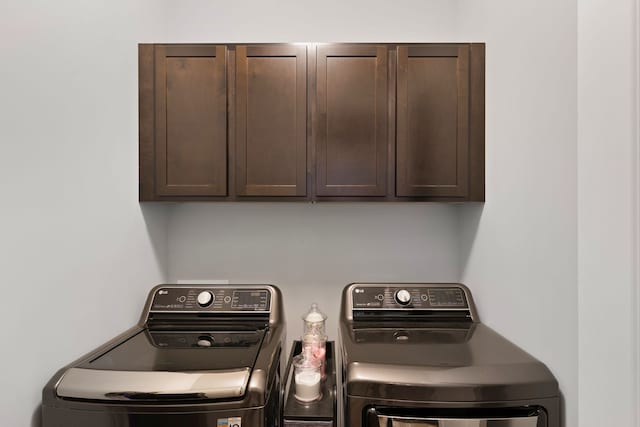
left=155, top=45, right=227, bottom=196
left=235, top=45, right=307, bottom=196
left=316, top=45, right=388, bottom=196
left=397, top=45, right=469, bottom=197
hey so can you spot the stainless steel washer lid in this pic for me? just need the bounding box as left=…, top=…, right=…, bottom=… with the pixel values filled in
left=340, top=322, right=559, bottom=402
left=56, top=367, right=251, bottom=401
left=55, top=328, right=265, bottom=402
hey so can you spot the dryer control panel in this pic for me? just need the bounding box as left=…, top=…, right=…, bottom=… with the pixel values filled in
left=346, top=283, right=477, bottom=322
left=150, top=287, right=272, bottom=313
left=351, top=284, right=468, bottom=310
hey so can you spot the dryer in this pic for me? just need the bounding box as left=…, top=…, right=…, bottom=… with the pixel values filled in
left=43, top=285, right=285, bottom=427
left=339, top=283, right=559, bottom=427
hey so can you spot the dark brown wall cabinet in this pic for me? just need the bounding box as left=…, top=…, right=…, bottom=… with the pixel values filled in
left=398, top=45, right=469, bottom=198
left=315, top=45, right=388, bottom=197
left=235, top=45, right=307, bottom=197
left=139, top=43, right=485, bottom=202
left=151, top=45, right=227, bottom=197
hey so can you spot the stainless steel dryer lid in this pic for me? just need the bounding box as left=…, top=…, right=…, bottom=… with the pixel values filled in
left=341, top=322, right=558, bottom=402
left=56, top=329, right=264, bottom=401
left=340, top=283, right=559, bottom=402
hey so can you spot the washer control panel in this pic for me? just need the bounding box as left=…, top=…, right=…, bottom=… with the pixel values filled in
left=149, top=331, right=262, bottom=348
left=352, top=285, right=468, bottom=310
left=151, top=287, right=272, bottom=312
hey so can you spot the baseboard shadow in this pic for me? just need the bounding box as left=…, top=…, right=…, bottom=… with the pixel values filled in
left=140, top=203, right=170, bottom=280
left=31, top=404, right=41, bottom=427
left=457, top=203, right=485, bottom=279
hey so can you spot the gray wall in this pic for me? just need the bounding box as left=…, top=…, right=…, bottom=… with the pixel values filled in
left=167, top=203, right=460, bottom=342
left=162, top=0, right=465, bottom=379
left=578, top=0, right=640, bottom=426
left=455, top=0, right=578, bottom=425
left=1, top=1, right=638, bottom=427
left=0, top=2, right=168, bottom=426
left=164, top=1, right=580, bottom=426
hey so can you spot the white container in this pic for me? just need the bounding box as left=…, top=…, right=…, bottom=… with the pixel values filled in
left=302, top=333, right=327, bottom=379
left=293, top=354, right=321, bottom=402
left=302, top=303, right=327, bottom=337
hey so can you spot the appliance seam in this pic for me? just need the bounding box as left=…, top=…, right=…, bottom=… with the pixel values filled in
left=631, top=0, right=640, bottom=427
left=634, top=0, right=640, bottom=425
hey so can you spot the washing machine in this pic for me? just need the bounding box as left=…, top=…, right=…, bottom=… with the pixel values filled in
left=339, top=283, right=559, bottom=427
left=42, top=284, right=285, bottom=427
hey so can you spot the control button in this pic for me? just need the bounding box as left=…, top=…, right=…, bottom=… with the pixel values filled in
left=376, top=294, right=384, bottom=301
left=177, top=296, right=186, bottom=303
left=197, top=291, right=214, bottom=307
left=394, top=331, right=409, bottom=341
left=224, top=296, right=231, bottom=303
left=395, top=289, right=412, bottom=305
left=421, top=294, right=428, bottom=301
left=197, top=336, right=214, bottom=347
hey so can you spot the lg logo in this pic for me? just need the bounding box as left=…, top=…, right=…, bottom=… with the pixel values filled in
left=217, top=417, right=241, bottom=427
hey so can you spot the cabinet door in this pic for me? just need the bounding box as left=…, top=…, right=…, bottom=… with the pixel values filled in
left=235, top=45, right=307, bottom=196
left=155, top=45, right=227, bottom=197
left=316, top=45, right=388, bottom=197
left=396, top=45, right=469, bottom=197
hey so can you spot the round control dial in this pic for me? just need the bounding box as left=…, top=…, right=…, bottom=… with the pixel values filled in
left=197, top=291, right=214, bottom=307
left=197, top=335, right=214, bottom=347
left=395, top=289, right=412, bottom=306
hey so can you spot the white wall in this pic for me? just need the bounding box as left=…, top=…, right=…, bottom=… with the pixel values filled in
left=455, top=1, right=578, bottom=426
left=163, top=2, right=582, bottom=427
left=0, top=2, right=168, bottom=426
left=162, top=0, right=463, bottom=355
left=162, top=0, right=464, bottom=362
left=162, top=2, right=585, bottom=426
left=3, top=1, right=637, bottom=427
left=167, top=203, right=460, bottom=341
left=578, top=0, right=639, bottom=426
left=163, top=0, right=458, bottom=42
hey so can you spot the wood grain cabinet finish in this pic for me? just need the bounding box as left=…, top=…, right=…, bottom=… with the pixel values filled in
left=139, top=43, right=484, bottom=202
left=396, top=44, right=484, bottom=200
left=235, top=45, right=307, bottom=196
left=315, top=45, right=389, bottom=197
left=152, top=45, right=228, bottom=197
